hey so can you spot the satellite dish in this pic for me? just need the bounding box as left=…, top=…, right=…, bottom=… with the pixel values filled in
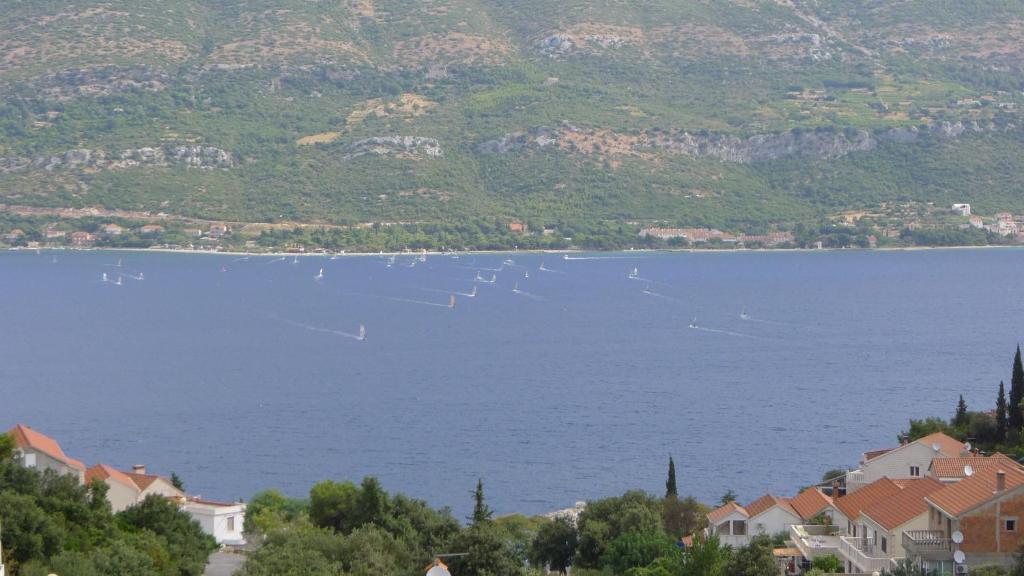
left=953, top=531, right=965, bottom=544
left=964, top=465, right=974, bottom=477
left=933, top=442, right=942, bottom=452
left=954, top=550, right=966, bottom=564
left=965, top=442, right=973, bottom=452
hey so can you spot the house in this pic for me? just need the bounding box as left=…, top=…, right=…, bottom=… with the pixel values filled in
left=706, top=501, right=750, bottom=547
left=86, top=464, right=145, bottom=512
left=846, top=432, right=967, bottom=492
left=208, top=223, right=230, bottom=238
left=124, top=464, right=185, bottom=500
left=180, top=498, right=247, bottom=546
left=905, top=465, right=1024, bottom=572
left=45, top=226, right=66, bottom=239
left=7, top=424, right=86, bottom=483
left=138, top=224, right=165, bottom=236
left=508, top=222, right=528, bottom=234
left=706, top=488, right=833, bottom=547
left=102, top=223, right=124, bottom=236
left=69, top=231, right=95, bottom=246
left=3, top=229, right=25, bottom=243
left=183, top=228, right=204, bottom=238
left=928, top=453, right=1022, bottom=483
left=952, top=204, right=972, bottom=217
left=838, top=478, right=946, bottom=573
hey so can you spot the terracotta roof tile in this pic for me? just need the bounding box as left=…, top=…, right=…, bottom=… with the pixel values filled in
left=833, top=478, right=903, bottom=520
left=861, top=478, right=945, bottom=530
left=707, top=501, right=748, bottom=524
left=930, top=453, right=1022, bottom=479
left=790, top=488, right=833, bottom=520
left=124, top=471, right=165, bottom=491
left=864, top=448, right=895, bottom=462
left=8, top=424, right=85, bottom=471
left=745, top=494, right=796, bottom=519
left=914, top=432, right=968, bottom=457
left=86, top=464, right=139, bottom=489
left=926, top=465, right=1024, bottom=518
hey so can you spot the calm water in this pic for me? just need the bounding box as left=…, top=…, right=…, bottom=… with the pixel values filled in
left=0, top=248, right=1020, bottom=517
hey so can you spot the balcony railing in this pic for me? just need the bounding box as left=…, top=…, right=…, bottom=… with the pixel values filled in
left=902, top=531, right=954, bottom=556
left=791, top=525, right=842, bottom=561
left=840, top=536, right=893, bottom=574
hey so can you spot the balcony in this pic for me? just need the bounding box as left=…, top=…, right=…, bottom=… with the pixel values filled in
left=902, top=531, right=954, bottom=559
left=839, top=537, right=893, bottom=574
left=791, top=525, right=842, bottom=561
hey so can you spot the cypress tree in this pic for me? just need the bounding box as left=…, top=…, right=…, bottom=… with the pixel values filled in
left=666, top=456, right=678, bottom=498
left=997, top=381, right=1008, bottom=442
left=471, top=478, right=492, bottom=524
left=954, top=395, right=968, bottom=428
left=1011, top=346, right=1024, bottom=432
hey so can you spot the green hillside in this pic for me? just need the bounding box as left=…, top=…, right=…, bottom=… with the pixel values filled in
left=1, top=0, right=1023, bottom=248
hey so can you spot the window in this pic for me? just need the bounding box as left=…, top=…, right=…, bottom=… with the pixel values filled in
left=227, top=516, right=235, bottom=532
left=1006, top=518, right=1017, bottom=532
left=910, top=466, right=921, bottom=477
left=718, top=521, right=731, bottom=535
left=732, top=520, right=747, bottom=536
left=881, top=536, right=888, bottom=553
left=23, top=452, right=36, bottom=467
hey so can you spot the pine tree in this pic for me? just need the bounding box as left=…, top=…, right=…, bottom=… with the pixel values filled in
left=954, top=395, right=968, bottom=428
left=997, top=381, right=1008, bottom=442
left=471, top=478, right=492, bottom=525
left=1011, top=346, right=1024, bottom=432
left=666, top=456, right=678, bottom=498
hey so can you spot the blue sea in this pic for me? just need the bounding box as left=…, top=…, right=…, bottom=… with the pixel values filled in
left=0, top=248, right=1020, bottom=517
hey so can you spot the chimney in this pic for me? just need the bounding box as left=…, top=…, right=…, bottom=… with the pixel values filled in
left=996, top=470, right=1006, bottom=492
left=132, top=464, right=146, bottom=475
left=831, top=481, right=841, bottom=498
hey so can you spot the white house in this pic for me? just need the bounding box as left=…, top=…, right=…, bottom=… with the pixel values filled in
left=952, top=204, right=972, bottom=217
left=706, top=488, right=833, bottom=547
left=846, top=432, right=967, bottom=492
left=86, top=464, right=186, bottom=512
left=181, top=498, right=247, bottom=546
left=8, top=424, right=86, bottom=484
left=706, top=501, right=751, bottom=547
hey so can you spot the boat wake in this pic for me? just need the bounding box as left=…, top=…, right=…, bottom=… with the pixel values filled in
left=265, top=314, right=365, bottom=341
left=265, top=256, right=286, bottom=264
left=688, top=321, right=767, bottom=341
left=641, top=288, right=685, bottom=305
left=538, top=263, right=564, bottom=274
left=512, top=283, right=544, bottom=300
left=355, top=293, right=456, bottom=309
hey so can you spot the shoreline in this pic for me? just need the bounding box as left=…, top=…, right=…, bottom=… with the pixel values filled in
left=6, top=244, right=1021, bottom=258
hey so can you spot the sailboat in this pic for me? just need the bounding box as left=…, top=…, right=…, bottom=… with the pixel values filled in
left=513, top=282, right=520, bottom=293
left=115, top=257, right=123, bottom=267
left=449, top=295, right=457, bottom=308
left=101, top=272, right=109, bottom=283
left=740, top=308, right=749, bottom=320
left=629, top=267, right=639, bottom=279
left=315, top=267, right=325, bottom=281
left=357, top=325, right=366, bottom=341
left=114, top=275, right=123, bottom=286
left=419, top=251, right=427, bottom=263
left=291, top=255, right=299, bottom=264
left=688, top=317, right=698, bottom=329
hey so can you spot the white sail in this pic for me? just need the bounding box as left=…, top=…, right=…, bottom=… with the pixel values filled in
left=449, top=295, right=457, bottom=308
left=358, top=325, right=366, bottom=341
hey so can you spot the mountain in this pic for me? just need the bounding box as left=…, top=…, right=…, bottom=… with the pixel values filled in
left=1, top=0, right=1023, bottom=246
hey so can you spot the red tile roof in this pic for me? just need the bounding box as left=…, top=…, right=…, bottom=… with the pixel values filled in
left=707, top=501, right=747, bottom=524
left=8, top=424, right=85, bottom=471
left=930, top=453, right=1022, bottom=479
left=86, top=464, right=138, bottom=489
left=833, top=478, right=903, bottom=520
left=125, top=471, right=165, bottom=491
left=790, top=488, right=833, bottom=520
left=915, top=432, right=968, bottom=457
left=861, top=478, right=945, bottom=530
left=745, top=494, right=797, bottom=519
left=864, top=448, right=895, bottom=462
left=926, top=465, right=1024, bottom=518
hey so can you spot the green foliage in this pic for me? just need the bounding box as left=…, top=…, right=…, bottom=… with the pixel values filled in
left=900, top=417, right=954, bottom=443
left=447, top=522, right=527, bottom=576
left=529, top=518, right=577, bottom=574
left=955, top=395, right=969, bottom=428
left=665, top=457, right=677, bottom=499
left=0, top=432, right=14, bottom=462
left=0, top=459, right=214, bottom=576
left=576, top=491, right=663, bottom=568
left=244, top=489, right=309, bottom=536
left=884, top=558, right=928, bottom=576
left=811, top=554, right=842, bottom=573
left=472, top=478, right=493, bottom=525
left=1012, top=346, right=1024, bottom=432
left=661, top=496, right=708, bottom=539
left=998, top=381, right=1009, bottom=442
left=600, top=530, right=678, bottom=576
left=719, top=490, right=738, bottom=506
left=725, top=536, right=779, bottom=576
left=680, top=532, right=729, bottom=576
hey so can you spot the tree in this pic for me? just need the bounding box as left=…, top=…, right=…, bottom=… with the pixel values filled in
left=720, top=490, right=738, bottom=506
left=1010, top=346, right=1024, bottom=433
left=681, top=532, right=729, bottom=576
left=116, top=494, right=217, bottom=576
left=666, top=456, right=678, bottom=498
left=885, top=558, right=929, bottom=576
left=170, top=472, right=184, bottom=491
left=663, top=496, right=708, bottom=539
left=998, top=381, right=1009, bottom=442
left=725, top=535, right=778, bottom=576
left=309, top=480, right=359, bottom=533
left=955, top=395, right=969, bottom=428
left=529, top=518, right=577, bottom=574
left=0, top=431, right=14, bottom=462
left=575, top=491, right=663, bottom=568
left=448, top=522, right=525, bottom=576
left=245, top=489, right=308, bottom=536
left=471, top=478, right=493, bottom=525
left=600, top=530, right=677, bottom=575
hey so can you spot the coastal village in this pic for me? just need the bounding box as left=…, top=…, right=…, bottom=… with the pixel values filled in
left=2, top=424, right=246, bottom=551
left=8, top=421, right=1024, bottom=575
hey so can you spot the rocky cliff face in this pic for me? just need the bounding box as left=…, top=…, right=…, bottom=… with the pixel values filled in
left=343, top=136, right=443, bottom=160
left=478, top=121, right=1009, bottom=164
left=0, top=145, right=233, bottom=174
